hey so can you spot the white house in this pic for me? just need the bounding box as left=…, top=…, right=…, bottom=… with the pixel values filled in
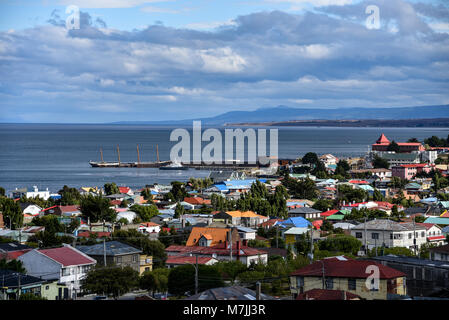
left=18, top=244, right=96, bottom=299
left=350, top=219, right=427, bottom=253
left=418, top=223, right=446, bottom=246
left=138, top=222, right=161, bottom=234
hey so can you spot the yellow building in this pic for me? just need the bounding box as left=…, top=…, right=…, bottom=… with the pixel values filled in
left=139, top=254, right=153, bottom=275
left=290, top=256, right=407, bottom=300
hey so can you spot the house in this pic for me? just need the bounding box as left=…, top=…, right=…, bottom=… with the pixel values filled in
left=118, top=186, right=134, bottom=195
left=186, top=227, right=240, bottom=247
left=370, top=255, right=449, bottom=298
left=423, top=217, right=449, bottom=226
left=185, top=285, right=275, bottom=300
left=350, top=168, right=392, bottom=180
left=372, top=134, right=424, bottom=153
left=40, top=205, right=81, bottom=217
left=350, top=219, right=427, bottom=253
left=166, top=241, right=268, bottom=266
left=429, top=244, right=449, bottom=262
left=278, top=217, right=312, bottom=229
left=283, top=227, right=309, bottom=246
left=150, top=210, right=175, bottom=225
left=296, top=288, right=361, bottom=300
left=140, top=255, right=153, bottom=274
left=115, top=209, right=137, bottom=224
left=212, top=210, right=269, bottom=228
left=183, top=197, right=212, bottom=208
left=138, top=222, right=161, bottom=234
left=414, top=223, right=446, bottom=246
left=12, top=186, right=51, bottom=201
left=19, top=203, right=42, bottom=223
left=289, top=256, right=406, bottom=300
left=0, top=270, right=45, bottom=300
left=288, top=207, right=321, bottom=219
left=392, top=164, right=433, bottom=180
left=76, top=241, right=143, bottom=274
left=18, top=244, right=97, bottom=299
left=236, top=226, right=256, bottom=242
left=165, top=256, right=218, bottom=269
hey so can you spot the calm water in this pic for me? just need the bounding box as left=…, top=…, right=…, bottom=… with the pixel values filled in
left=0, top=124, right=448, bottom=193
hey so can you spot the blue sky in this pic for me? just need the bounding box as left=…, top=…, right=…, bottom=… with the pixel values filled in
left=0, top=0, right=448, bottom=123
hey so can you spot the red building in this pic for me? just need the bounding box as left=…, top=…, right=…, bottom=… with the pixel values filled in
left=391, top=163, right=433, bottom=179
left=372, top=134, right=424, bottom=153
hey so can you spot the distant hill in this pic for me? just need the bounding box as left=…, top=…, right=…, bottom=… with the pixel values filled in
left=111, top=105, right=449, bottom=126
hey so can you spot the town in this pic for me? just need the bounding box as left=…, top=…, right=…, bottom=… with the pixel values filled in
left=1, top=133, right=449, bottom=301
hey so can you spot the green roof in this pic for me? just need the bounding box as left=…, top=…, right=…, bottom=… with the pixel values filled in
left=423, top=217, right=449, bottom=225
left=326, top=214, right=345, bottom=220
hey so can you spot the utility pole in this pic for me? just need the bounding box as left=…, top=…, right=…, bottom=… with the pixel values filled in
left=103, top=238, right=107, bottom=266
left=256, top=282, right=261, bottom=300
left=413, top=216, right=417, bottom=256
left=321, top=260, right=325, bottom=289
left=17, top=273, right=21, bottom=300
left=195, top=254, right=198, bottom=295
left=309, top=226, right=314, bottom=262
left=276, top=225, right=279, bottom=248
left=364, top=217, right=367, bottom=256
left=229, top=229, right=232, bottom=261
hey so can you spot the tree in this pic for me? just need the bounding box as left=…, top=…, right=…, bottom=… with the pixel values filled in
left=0, top=258, right=26, bottom=273
left=372, top=155, right=390, bottom=169
left=372, top=189, right=385, bottom=201
left=166, top=181, right=187, bottom=202
left=407, top=138, right=419, bottom=143
left=387, top=141, right=400, bottom=152
left=129, top=204, right=159, bottom=221
left=301, top=152, right=319, bottom=165
left=19, top=292, right=47, bottom=300
left=0, top=197, right=23, bottom=229
left=312, top=199, right=333, bottom=212
left=82, top=266, right=140, bottom=299
left=317, top=235, right=362, bottom=255
left=140, top=188, right=154, bottom=202
left=140, top=268, right=170, bottom=296
left=167, top=264, right=224, bottom=296
left=58, top=185, right=81, bottom=205
left=174, top=203, right=185, bottom=219
left=31, top=215, right=64, bottom=234
left=337, top=185, right=368, bottom=203
left=247, top=239, right=269, bottom=248
left=215, top=261, right=247, bottom=283
left=0, top=187, right=5, bottom=197
left=104, top=183, right=119, bottom=196
left=335, top=160, right=350, bottom=177
left=80, top=194, right=117, bottom=223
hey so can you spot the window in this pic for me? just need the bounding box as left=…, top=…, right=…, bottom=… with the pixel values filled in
left=46, top=286, right=50, bottom=290
left=325, top=277, right=334, bottom=290
left=62, top=268, right=70, bottom=276
left=116, top=256, right=122, bottom=264
left=133, top=254, right=138, bottom=262
left=348, top=278, right=356, bottom=291
left=355, top=232, right=362, bottom=239
left=371, top=233, right=379, bottom=240
left=421, top=232, right=425, bottom=238
left=408, top=233, right=412, bottom=239
left=296, top=277, right=304, bottom=288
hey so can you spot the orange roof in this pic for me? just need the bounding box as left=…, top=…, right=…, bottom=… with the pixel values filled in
left=225, top=210, right=265, bottom=218
left=183, top=197, right=211, bottom=205
left=186, top=227, right=230, bottom=246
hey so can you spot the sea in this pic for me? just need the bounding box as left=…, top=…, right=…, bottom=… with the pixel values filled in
left=0, top=123, right=448, bottom=194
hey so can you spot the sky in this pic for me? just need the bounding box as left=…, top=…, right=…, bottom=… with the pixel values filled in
left=0, top=0, right=448, bottom=123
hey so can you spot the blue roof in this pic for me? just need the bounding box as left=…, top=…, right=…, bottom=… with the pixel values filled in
left=279, top=217, right=311, bottom=228
left=50, top=194, right=62, bottom=199
left=421, top=197, right=438, bottom=203
left=213, top=184, right=229, bottom=191
left=150, top=190, right=158, bottom=195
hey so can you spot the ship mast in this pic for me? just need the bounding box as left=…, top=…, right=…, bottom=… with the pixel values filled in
left=137, top=144, right=141, bottom=167
left=156, top=144, right=160, bottom=163
left=100, top=148, right=104, bottom=163
left=117, top=144, right=121, bottom=166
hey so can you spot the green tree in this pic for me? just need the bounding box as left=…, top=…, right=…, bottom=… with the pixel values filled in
left=335, top=160, right=350, bottom=177
left=58, top=185, right=81, bottom=205
left=317, top=235, right=362, bottom=255
left=0, top=258, right=26, bottom=273
left=372, top=155, right=390, bottom=169
left=215, top=260, right=247, bottom=283
left=82, top=266, right=140, bottom=299
left=140, top=188, right=154, bottom=202
left=301, top=152, right=319, bottom=165
left=0, top=197, right=23, bottom=229
left=104, top=183, right=119, bottom=196
left=312, top=199, right=333, bottom=212
left=372, top=189, right=385, bottom=202
left=80, top=194, right=117, bottom=223
left=168, top=264, right=224, bottom=296
left=31, top=215, right=64, bottom=234
left=407, top=138, right=419, bottom=143
left=130, top=204, right=159, bottom=221
left=0, top=187, right=5, bottom=197
left=387, top=141, right=400, bottom=152
left=174, top=203, right=185, bottom=219
left=140, top=268, right=170, bottom=295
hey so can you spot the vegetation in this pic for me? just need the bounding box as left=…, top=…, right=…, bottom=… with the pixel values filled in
left=104, top=182, right=120, bottom=196
left=57, top=185, right=82, bottom=205
left=82, top=265, right=140, bottom=299
left=129, top=204, right=159, bottom=221
left=372, top=155, right=390, bottom=169
left=0, top=258, right=26, bottom=273
left=167, top=264, right=224, bottom=296
left=0, top=197, right=23, bottom=229
left=140, top=268, right=170, bottom=296
left=80, top=194, right=117, bottom=223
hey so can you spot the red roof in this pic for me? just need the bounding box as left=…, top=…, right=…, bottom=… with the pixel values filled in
left=321, top=210, right=339, bottom=217
left=291, top=256, right=405, bottom=279
left=77, top=231, right=111, bottom=238
left=428, top=235, right=446, bottom=241
left=183, top=197, right=211, bottom=205
left=38, top=246, right=96, bottom=267
left=441, top=211, right=449, bottom=218
left=348, top=180, right=369, bottom=184
left=296, top=289, right=360, bottom=300
left=400, top=164, right=429, bottom=168
left=119, top=187, right=131, bottom=194
left=166, top=243, right=266, bottom=257
left=110, top=200, right=122, bottom=206
left=376, top=134, right=390, bottom=145
left=59, top=205, right=81, bottom=213
left=3, top=249, right=32, bottom=260
left=415, top=223, right=437, bottom=230
left=166, top=256, right=215, bottom=265
left=312, top=220, right=323, bottom=229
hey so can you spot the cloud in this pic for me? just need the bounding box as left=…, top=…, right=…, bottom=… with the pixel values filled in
left=0, top=2, right=448, bottom=122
